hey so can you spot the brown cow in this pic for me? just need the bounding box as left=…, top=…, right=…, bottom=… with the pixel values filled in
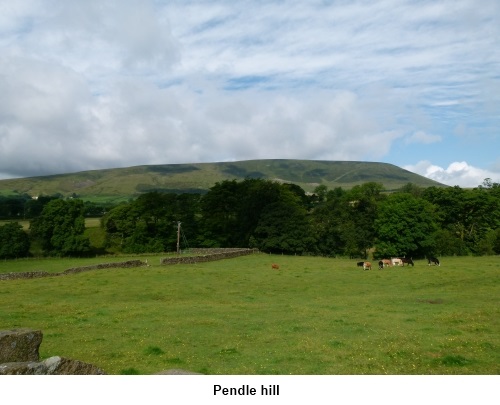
left=363, top=261, right=372, bottom=271
left=271, top=263, right=280, bottom=270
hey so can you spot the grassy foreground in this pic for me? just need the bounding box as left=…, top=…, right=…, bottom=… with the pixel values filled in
left=0, top=254, right=498, bottom=375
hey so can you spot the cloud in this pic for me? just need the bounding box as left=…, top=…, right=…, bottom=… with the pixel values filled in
left=0, top=61, right=402, bottom=178
left=405, top=131, right=442, bottom=144
left=0, top=0, right=499, bottom=180
left=404, top=161, right=500, bottom=188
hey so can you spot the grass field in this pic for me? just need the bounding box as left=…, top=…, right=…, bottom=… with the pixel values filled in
left=0, top=217, right=102, bottom=231
left=0, top=254, right=498, bottom=375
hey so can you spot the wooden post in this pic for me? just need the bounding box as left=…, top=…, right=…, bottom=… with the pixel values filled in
left=177, top=221, right=181, bottom=254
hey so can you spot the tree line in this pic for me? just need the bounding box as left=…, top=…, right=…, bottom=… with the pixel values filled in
left=1, top=178, right=499, bottom=259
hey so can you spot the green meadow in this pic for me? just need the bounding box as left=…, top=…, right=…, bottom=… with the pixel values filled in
left=0, top=254, right=498, bottom=375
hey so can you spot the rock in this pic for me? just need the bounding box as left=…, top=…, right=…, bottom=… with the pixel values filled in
left=0, top=329, right=43, bottom=363
left=42, top=356, right=106, bottom=375
left=0, top=361, right=47, bottom=375
left=0, top=356, right=106, bottom=375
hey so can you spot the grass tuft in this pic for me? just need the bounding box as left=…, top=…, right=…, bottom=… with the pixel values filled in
left=120, top=368, right=141, bottom=375
left=437, top=355, right=472, bottom=367
left=144, top=346, right=165, bottom=356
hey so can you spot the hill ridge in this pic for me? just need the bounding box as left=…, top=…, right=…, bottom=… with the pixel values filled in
left=0, top=159, right=446, bottom=201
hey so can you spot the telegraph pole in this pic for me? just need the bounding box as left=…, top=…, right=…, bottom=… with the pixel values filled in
left=176, top=221, right=181, bottom=255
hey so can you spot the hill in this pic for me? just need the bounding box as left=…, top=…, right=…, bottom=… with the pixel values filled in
left=0, top=159, right=446, bottom=201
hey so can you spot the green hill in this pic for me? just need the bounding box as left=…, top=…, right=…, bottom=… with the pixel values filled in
left=0, top=159, right=446, bottom=201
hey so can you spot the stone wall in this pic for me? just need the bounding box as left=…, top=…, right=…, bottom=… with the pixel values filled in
left=0, top=260, right=147, bottom=281
left=160, top=248, right=258, bottom=265
left=1, top=250, right=259, bottom=281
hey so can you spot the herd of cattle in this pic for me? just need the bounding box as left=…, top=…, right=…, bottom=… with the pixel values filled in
left=357, top=257, right=440, bottom=270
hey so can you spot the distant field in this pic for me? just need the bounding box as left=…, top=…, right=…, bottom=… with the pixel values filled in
left=0, top=254, right=498, bottom=375
left=0, top=217, right=101, bottom=231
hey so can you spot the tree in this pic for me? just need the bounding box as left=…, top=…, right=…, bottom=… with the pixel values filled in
left=250, top=191, right=315, bottom=254
left=374, top=193, right=438, bottom=258
left=199, top=180, right=241, bottom=247
left=344, top=182, right=385, bottom=257
left=310, top=186, right=346, bottom=257
left=422, top=184, right=500, bottom=255
left=0, top=222, right=30, bottom=259
left=30, top=199, right=91, bottom=256
left=24, top=195, right=60, bottom=218
left=101, top=192, right=201, bottom=253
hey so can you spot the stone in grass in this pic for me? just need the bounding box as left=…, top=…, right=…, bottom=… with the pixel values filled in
left=0, top=329, right=43, bottom=363
left=0, top=356, right=106, bottom=375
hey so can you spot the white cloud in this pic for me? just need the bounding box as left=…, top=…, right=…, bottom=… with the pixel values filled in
left=404, top=161, right=500, bottom=188
left=405, top=131, right=442, bottom=144
left=0, top=0, right=499, bottom=180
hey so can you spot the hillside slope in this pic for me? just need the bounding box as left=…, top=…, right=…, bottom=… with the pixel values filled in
left=0, top=159, right=446, bottom=200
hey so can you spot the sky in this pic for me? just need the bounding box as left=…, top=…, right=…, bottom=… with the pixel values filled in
left=1, top=0, right=499, bottom=188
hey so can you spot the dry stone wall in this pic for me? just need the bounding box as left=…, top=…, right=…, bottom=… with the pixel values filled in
left=160, top=248, right=258, bottom=265
left=1, top=249, right=258, bottom=281
left=0, top=260, right=147, bottom=281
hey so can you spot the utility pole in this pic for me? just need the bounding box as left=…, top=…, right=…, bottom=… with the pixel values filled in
left=176, top=221, right=181, bottom=255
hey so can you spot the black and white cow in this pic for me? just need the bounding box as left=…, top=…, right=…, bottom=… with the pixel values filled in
left=428, top=257, right=440, bottom=266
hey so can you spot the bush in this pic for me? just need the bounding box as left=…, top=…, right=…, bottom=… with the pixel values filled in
left=0, top=222, right=30, bottom=259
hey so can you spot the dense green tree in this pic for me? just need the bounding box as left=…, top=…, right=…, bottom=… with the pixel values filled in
left=493, top=229, right=500, bottom=254
left=91, top=178, right=500, bottom=257
left=344, top=182, right=385, bottom=257
left=24, top=195, right=60, bottom=218
left=200, top=178, right=314, bottom=251
left=30, top=199, right=91, bottom=256
left=250, top=190, right=315, bottom=254
left=374, top=193, right=438, bottom=258
left=200, top=179, right=286, bottom=247
left=310, top=187, right=346, bottom=256
left=199, top=180, right=241, bottom=247
left=102, top=192, right=200, bottom=253
left=422, top=183, right=500, bottom=255
left=398, top=182, right=425, bottom=197
left=0, top=222, right=30, bottom=259
left=432, top=229, right=467, bottom=256
left=0, top=197, right=25, bottom=219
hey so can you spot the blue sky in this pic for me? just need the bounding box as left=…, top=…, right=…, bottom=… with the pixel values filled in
left=0, top=0, right=499, bottom=187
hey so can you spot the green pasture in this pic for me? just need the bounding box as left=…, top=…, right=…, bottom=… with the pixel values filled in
left=0, top=254, right=498, bottom=375
left=0, top=217, right=102, bottom=232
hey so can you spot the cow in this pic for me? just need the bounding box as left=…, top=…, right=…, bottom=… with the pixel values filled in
left=357, top=261, right=365, bottom=267
left=378, top=260, right=384, bottom=269
left=271, top=263, right=280, bottom=270
left=363, top=261, right=372, bottom=271
left=428, top=257, right=440, bottom=266
left=401, top=257, right=414, bottom=267
left=381, top=259, right=392, bottom=267
left=391, top=258, right=403, bottom=266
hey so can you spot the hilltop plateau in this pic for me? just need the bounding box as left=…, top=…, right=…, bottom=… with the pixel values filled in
left=0, top=159, right=445, bottom=201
